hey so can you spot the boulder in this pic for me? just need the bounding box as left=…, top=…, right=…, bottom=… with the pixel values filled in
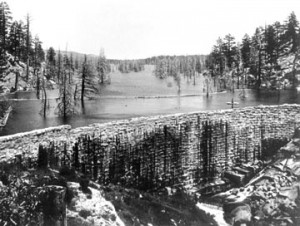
left=280, top=139, right=300, bottom=156
left=67, top=182, right=124, bottom=226
left=231, top=204, right=252, bottom=225
left=279, top=186, right=299, bottom=201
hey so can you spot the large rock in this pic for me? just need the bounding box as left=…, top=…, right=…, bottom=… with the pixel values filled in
left=67, top=182, right=124, bottom=226
left=280, top=138, right=300, bottom=156
left=230, top=204, right=251, bottom=225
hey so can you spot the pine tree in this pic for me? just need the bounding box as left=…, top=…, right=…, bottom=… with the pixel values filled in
left=251, top=27, right=266, bottom=88
left=32, top=36, right=44, bottom=68
left=79, top=55, right=98, bottom=102
left=0, top=1, right=12, bottom=51
left=32, top=36, right=44, bottom=97
left=25, top=14, right=31, bottom=81
left=241, top=34, right=252, bottom=68
left=74, top=57, right=79, bottom=70
left=97, top=48, right=108, bottom=84
left=56, top=54, right=75, bottom=118
left=283, top=12, right=299, bottom=54
left=154, top=58, right=168, bottom=79
left=0, top=1, right=11, bottom=80
left=8, top=21, right=19, bottom=60
left=56, top=49, right=62, bottom=82
left=223, top=34, right=237, bottom=69
left=195, top=57, right=202, bottom=73
left=273, top=21, right=283, bottom=60
left=265, top=25, right=277, bottom=66
left=155, top=57, right=182, bottom=93
left=46, top=47, right=56, bottom=80
left=40, top=68, right=48, bottom=117
left=282, top=12, right=300, bottom=86
left=0, top=46, right=8, bottom=81
left=46, top=47, right=56, bottom=66
left=211, top=37, right=225, bottom=75
left=7, top=20, right=26, bottom=91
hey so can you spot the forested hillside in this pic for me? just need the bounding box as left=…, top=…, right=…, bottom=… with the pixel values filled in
left=153, top=12, right=300, bottom=91
left=205, top=12, right=300, bottom=89
left=0, top=1, right=44, bottom=92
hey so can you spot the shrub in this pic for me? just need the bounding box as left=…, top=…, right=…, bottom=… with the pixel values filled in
left=0, top=174, right=42, bottom=226
left=59, top=166, right=77, bottom=180
left=79, top=209, right=91, bottom=219
left=79, top=177, right=90, bottom=193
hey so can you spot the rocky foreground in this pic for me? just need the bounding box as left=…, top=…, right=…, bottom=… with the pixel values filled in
left=213, top=129, right=300, bottom=226
left=0, top=161, right=218, bottom=226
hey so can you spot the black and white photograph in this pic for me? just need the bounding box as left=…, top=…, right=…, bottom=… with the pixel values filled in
left=0, top=0, right=300, bottom=225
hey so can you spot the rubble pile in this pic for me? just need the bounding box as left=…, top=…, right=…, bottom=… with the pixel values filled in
left=218, top=130, right=300, bottom=225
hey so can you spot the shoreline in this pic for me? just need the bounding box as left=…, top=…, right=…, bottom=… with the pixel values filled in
left=0, top=106, right=12, bottom=128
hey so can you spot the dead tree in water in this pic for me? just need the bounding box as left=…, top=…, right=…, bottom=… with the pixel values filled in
left=56, top=54, right=75, bottom=118
left=40, top=69, right=48, bottom=117
left=78, top=55, right=99, bottom=104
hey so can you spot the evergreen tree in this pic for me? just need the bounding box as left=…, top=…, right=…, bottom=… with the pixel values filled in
left=0, top=45, right=8, bottom=81
left=25, top=14, right=31, bottom=81
left=40, top=68, right=49, bottom=117
left=46, top=47, right=56, bottom=80
left=273, top=21, right=283, bottom=60
left=0, top=1, right=11, bottom=51
left=0, top=1, right=11, bottom=80
left=281, top=12, right=300, bottom=86
left=251, top=27, right=266, bottom=88
left=8, top=21, right=20, bottom=60
left=283, top=12, right=299, bottom=54
left=241, top=34, right=251, bottom=68
left=155, top=57, right=182, bottom=93
left=56, top=49, right=62, bottom=82
left=46, top=47, right=56, bottom=66
left=154, top=58, right=168, bottom=79
left=265, top=25, right=277, bottom=66
left=66, top=53, right=74, bottom=84
left=211, top=37, right=225, bottom=75
left=97, top=48, right=108, bottom=84
left=32, top=36, right=44, bottom=97
left=7, top=20, right=26, bottom=91
left=195, top=57, right=202, bottom=73
left=74, top=57, right=79, bottom=70
left=32, top=36, right=44, bottom=67
left=79, top=55, right=98, bottom=102
left=56, top=54, right=75, bottom=118
left=223, top=34, right=237, bottom=69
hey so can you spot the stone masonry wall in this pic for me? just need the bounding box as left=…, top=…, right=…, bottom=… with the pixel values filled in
left=1, top=104, right=300, bottom=190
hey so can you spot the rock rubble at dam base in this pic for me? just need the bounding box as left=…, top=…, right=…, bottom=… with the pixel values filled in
left=212, top=129, right=300, bottom=226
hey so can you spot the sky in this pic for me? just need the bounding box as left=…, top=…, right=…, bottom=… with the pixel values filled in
left=5, top=0, right=300, bottom=59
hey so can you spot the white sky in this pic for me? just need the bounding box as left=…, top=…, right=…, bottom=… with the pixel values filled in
left=5, top=0, right=300, bottom=59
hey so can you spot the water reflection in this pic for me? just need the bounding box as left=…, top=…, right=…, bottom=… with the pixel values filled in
left=1, top=89, right=299, bottom=136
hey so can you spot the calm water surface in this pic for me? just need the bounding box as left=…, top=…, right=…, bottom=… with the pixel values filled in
left=1, top=88, right=299, bottom=136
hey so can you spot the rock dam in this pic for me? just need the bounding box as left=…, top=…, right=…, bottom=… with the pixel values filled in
left=1, top=104, right=300, bottom=191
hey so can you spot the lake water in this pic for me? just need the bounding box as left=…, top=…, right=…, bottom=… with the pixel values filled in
left=1, top=67, right=300, bottom=136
